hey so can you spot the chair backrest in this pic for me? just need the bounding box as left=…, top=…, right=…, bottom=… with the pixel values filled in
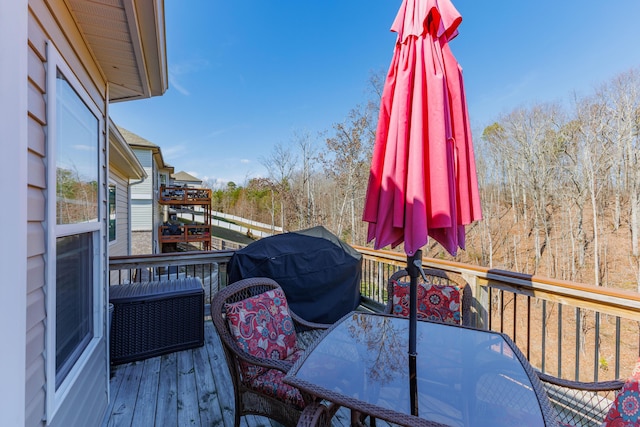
left=211, top=277, right=290, bottom=367
left=385, top=268, right=471, bottom=326
left=603, top=357, right=640, bottom=426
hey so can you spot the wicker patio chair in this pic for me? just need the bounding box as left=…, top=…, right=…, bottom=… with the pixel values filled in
left=385, top=268, right=473, bottom=326
left=210, top=277, right=337, bottom=427
left=537, top=357, right=640, bottom=427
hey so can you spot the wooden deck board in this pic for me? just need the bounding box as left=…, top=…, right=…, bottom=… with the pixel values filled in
left=131, top=357, right=161, bottom=426
left=102, top=362, right=125, bottom=427
left=156, top=352, right=178, bottom=425
left=112, top=362, right=145, bottom=426
left=177, top=350, right=201, bottom=426
left=103, top=318, right=389, bottom=427
left=202, top=318, right=237, bottom=426
left=192, top=336, right=220, bottom=426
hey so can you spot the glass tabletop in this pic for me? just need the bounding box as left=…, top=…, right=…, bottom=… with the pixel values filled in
left=287, top=312, right=547, bottom=427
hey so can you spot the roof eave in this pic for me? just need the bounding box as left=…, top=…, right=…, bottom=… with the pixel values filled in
left=68, top=0, right=168, bottom=102
left=109, top=121, right=148, bottom=180
left=124, top=0, right=168, bottom=98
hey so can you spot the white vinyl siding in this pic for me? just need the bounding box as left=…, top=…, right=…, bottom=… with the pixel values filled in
left=108, top=173, right=131, bottom=257
left=132, top=147, right=152, bottom=168
left=26, top=1, right=109, bottom=423
left=130, top=148, right=153, bottom=199
left=130, top=148, right=156, bottom=232
left=25, top=4, right=49, bottom=425
left=131, top=199, right=153, bottom=231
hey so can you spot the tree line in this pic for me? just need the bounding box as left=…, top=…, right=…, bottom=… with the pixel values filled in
left=204, top=67, right=640, bottom=291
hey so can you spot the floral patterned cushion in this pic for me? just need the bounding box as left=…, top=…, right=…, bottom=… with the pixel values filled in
left=246, top=349, right=306, bottom=409
left=225, top=288, right=299, bottom=381
left=391, top=279, right=461, bottom=325
left=603, top=358, right=640, bottom=426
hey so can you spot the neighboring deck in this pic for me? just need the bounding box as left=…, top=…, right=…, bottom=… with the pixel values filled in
left=102, top=316, right=389, bottom=427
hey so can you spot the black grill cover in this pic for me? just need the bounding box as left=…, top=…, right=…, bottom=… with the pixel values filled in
left=227, top=226, right=362, bottom=323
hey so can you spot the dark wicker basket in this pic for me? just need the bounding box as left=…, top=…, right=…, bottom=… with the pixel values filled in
left=109, top=277, right=204, bottom=364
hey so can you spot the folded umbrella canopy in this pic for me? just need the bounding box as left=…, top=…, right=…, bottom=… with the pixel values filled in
left=363, top=0, right=481, bottom=258
left=362, top=0, right=482, bottom=416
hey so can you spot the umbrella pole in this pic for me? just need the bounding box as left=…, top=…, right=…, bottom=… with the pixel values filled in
left=407, top=249, right=422, bottom=416
left=406, top=249, right=421, bottom=355
left=409, top=353, right=418, bottom=416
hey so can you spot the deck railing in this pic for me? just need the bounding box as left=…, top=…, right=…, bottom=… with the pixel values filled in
left=109, top=250, right=234, bottom=304
left=353, top=245, right=640, bottom=384
left=159, top=186, right=212, bottom=204
left=109, top=245, right=640, bottom=384
left=158, top=224, right=212, bottom=244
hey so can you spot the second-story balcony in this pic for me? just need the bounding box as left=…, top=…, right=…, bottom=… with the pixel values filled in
left=107, top=246, right=640, bottom=426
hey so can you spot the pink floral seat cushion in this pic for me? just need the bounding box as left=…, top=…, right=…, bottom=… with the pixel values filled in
left=603, top=358, right=640, bottom=426
left=246, top=349, right=306, bottom=409
left=225, top=288, right=299, bottom=382
left=391, top=279, right=461, bottom=325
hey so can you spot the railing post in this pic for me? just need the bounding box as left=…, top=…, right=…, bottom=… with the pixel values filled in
left=377, top=262, right=384, bottom=303
left=472, top=276, right=490, bottom=330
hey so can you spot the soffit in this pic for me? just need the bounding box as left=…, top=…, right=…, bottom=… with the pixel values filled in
left=66, top=0, right=167, bottom=102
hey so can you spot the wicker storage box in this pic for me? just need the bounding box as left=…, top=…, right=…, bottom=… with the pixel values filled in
left=109, top=277, right=204, bottom=365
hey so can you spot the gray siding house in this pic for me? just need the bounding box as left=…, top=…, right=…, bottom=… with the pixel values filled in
left=108, top=122, right=147, bottom=258
left=172, top=170, right=203, bottom=188
left=1, top=1, right=167, bottom=425
left=118, top=127, right=173, bottom=254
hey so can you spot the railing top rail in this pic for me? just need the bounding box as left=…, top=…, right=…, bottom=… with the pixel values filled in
left=109, top=249, right=235, bottom=269
left=353, top=245, right=640, bottom=319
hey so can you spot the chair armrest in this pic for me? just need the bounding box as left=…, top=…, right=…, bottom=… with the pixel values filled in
left=537, top=372, right=624, bottom=392
left=235, top=349, right=294, bottom=373
left=290, top=310, right=332, bottom=331
left=537, top=371, right=624, bottom=427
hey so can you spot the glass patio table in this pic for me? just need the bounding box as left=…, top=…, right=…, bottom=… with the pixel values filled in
left=285, top=312, right=559, bottom=427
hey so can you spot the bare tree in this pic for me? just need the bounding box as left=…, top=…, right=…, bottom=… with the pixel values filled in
left=559, top=116, right=590, bottom=278
left=290, top=129, right=319, bottom=229
left=597, top=68, right=640, bottom=289
left=568, top=96, right=613, bottom=285
left=260, top=143, right=296, bottom=231
left=321, top=104, right=375, bottom=244
left=482, top=123, right=520, bottom=224
left=491, top=104, right=565, bottom=274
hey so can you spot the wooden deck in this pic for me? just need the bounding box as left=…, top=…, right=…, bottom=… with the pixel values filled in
left=102, top=316, right=391, bottom=427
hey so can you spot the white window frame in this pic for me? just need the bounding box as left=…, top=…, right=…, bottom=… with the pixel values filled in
left=45, top=42, right=105, bottom=422
left=108, top=180, right=117, bottom=244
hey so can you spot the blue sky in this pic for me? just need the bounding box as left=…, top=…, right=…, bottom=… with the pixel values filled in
left=110, top=0, right=640, bottom=186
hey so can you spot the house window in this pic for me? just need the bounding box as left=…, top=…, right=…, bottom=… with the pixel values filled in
left=55, top=233, right=94, bottom=387
left=46, top=42, right=103, bottom=412
left=54, top=69, right=99, bottom=388
left=55, top=71, right=98, bottom=225
left=108, top=184, right=116, bottom=242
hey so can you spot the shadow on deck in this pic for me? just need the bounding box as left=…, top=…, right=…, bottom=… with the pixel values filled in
left=102, top=315, right=391, bottom=427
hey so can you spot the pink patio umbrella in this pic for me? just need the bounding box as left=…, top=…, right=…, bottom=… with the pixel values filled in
left=362, top=0, right=482, bottom=415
